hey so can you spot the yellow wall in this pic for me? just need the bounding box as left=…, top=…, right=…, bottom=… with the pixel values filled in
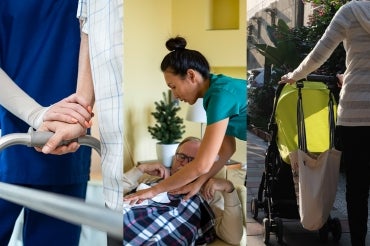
left=171, top=0, right=246, bottom=67
left=124, top=0, right=171, bottom=171
left=124, top=0, right=246, bottom=171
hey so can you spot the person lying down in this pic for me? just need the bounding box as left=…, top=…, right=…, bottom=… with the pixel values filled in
left=123, top=136, right=244, bottom=245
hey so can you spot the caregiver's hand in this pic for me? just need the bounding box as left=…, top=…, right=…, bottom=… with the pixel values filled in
left=44, top=93, right=93, bottom=128
left=124, top=187, right=159, bottom=205
left=169, top=179, right=203, bottom=201
left=36, top=121, right=86, bottom=154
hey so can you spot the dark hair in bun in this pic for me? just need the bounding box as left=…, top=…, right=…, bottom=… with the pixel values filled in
left=161, top=36, right=210, bottom=79
left=165, top=36, right=187, bottom=51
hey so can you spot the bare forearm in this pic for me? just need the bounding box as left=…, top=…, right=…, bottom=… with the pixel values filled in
left=76, top=32, right=95, bottom=106
left=199, top=135, right=236, bottom=183
left=195, top=158, right=226, bottom=187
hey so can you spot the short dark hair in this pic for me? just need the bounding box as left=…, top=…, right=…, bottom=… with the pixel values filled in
left=160, top=36, right=210, bottom=80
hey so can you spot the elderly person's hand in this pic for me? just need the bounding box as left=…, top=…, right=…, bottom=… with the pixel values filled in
left=200, top=178, right=234, bottom=201
left=43, top=93, right=93, bottom=128
left=36, top=121, right=87, bottom=154
left=279, top=73, right=296, bottom=85
left=137, top=163, right=170, bottom=179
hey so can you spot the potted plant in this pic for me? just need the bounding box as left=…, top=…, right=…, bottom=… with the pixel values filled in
left=148, top=90, right=185, bottom=167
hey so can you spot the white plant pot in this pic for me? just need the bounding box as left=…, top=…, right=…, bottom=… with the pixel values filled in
left=156, top=143, right=179, bottom=168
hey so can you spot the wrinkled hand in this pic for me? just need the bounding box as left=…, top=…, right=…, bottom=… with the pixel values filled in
left=279, top=73, right=296, bottom=85
left=137, top=163, right=170, bottom=179
left=169, top=179, right=203, bottom=201
left=37, top=121, right=87, bottom=154
left=44, top=93, right=93, bottom=128
left=123, top=187, right=158, bottom=205
left=201, top=178, right=234, bottom=201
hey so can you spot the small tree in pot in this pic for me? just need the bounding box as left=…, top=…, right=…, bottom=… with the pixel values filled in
left=148, top=90, right=185, bottom=167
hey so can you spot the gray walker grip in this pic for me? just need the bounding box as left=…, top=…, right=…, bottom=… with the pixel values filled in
left=0, top=128, right=101, bottom=156
left=29, top=129, right=78, bottom=148
left=28, top=128, right=101, bottom=155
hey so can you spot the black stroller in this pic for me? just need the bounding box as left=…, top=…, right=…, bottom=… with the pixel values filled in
left=250, top=75, right=342, bottom=244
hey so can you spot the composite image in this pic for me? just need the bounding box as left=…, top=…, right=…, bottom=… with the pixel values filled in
left=0, top=0, right=369, bottom=246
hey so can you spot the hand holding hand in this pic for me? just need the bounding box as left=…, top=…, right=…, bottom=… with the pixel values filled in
left=43, top=93, right=93, bottom=128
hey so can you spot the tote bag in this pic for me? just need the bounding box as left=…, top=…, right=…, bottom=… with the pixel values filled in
left=289, top=82, right=341, bottom=231
left=289, top=148, right=341, bottom=230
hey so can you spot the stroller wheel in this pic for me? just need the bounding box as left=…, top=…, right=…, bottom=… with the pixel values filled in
left=274, top=217, right=284, bottom=244
left=319, top=222, right=329, bottom=243
left=251, top=198, right=259, bottom=219
left=330, top=217, right=342, bottom=242
left=263, top=218, right=270, bottom=244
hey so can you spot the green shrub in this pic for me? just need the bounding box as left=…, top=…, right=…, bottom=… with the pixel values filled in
left=148, top=91, right=185, bottom=144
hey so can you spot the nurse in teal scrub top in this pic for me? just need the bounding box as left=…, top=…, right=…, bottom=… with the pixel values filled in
left=124, top=36, right=246, bottom=204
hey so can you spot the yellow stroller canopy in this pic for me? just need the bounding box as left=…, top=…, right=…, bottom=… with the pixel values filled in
left=275, top=82, right=337, bottom=164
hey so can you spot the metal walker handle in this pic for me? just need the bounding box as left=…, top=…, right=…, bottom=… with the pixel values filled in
left=0, top=128, right=101, bottom=156
left=0, top=128, right=123, bottom=239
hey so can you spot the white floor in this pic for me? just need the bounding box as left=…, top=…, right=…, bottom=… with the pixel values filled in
left=8, top=180, right=107, bottom=246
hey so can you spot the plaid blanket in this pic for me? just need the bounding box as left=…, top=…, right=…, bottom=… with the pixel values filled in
left=123, top=194, right=216, bottom=246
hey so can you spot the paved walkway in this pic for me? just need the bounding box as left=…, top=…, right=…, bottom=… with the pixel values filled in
left=246, top=130, right=370, bottom=245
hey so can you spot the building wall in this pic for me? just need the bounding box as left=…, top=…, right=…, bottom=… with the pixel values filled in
left=247, top=0, right=313, bottom=70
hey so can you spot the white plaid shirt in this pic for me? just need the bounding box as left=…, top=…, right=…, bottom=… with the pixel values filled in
left=77, top=0, right=124, bottom=212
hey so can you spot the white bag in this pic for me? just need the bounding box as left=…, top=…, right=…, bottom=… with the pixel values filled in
left=289, top=148, right=341, bottom=230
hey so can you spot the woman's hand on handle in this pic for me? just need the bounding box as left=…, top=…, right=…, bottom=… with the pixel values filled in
left=279, top=73, right=296, bottom=85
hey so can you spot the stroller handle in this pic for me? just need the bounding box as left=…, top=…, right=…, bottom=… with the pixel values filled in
left=0, top=127, right=101, bottom=155
left=305, top=74, right=339, bottom=89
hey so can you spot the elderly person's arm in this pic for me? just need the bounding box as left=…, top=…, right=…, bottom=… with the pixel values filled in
left=124, top=163, right=170, bottom=195
left=40, top=31, right=95, bottom=154
left=201, top=178, right=244, bottom=245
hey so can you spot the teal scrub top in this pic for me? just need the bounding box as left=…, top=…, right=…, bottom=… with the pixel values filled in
left=203, top=74, right=247, bottom=141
